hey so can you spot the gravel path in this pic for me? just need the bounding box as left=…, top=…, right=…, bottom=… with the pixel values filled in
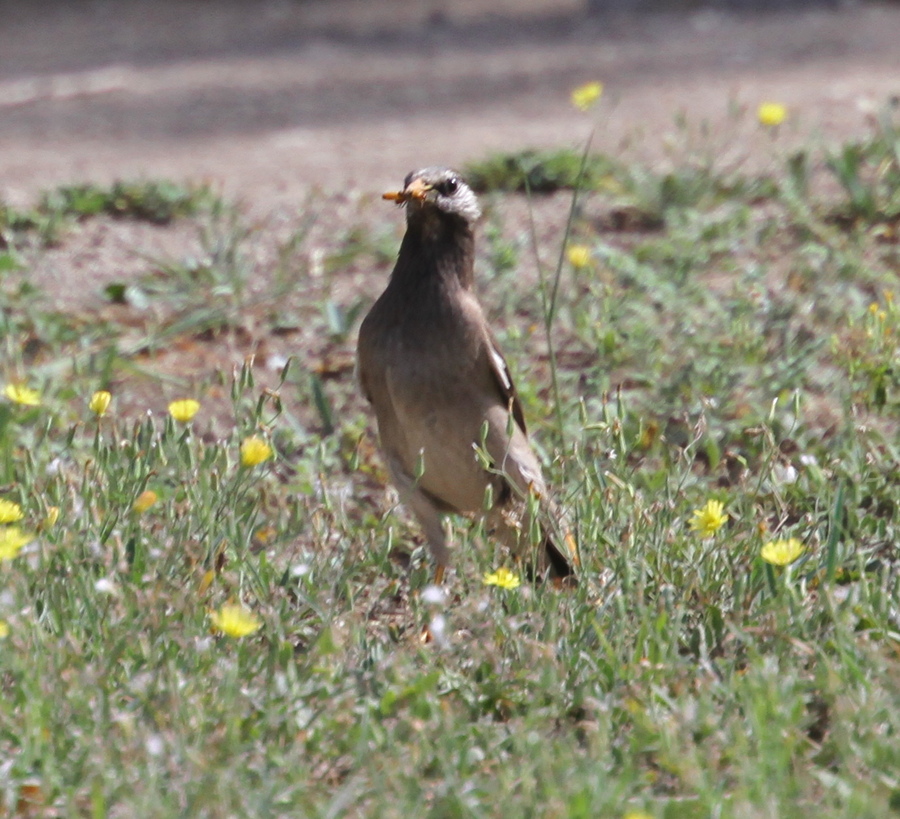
left=1, top=1, right=898, bottom=209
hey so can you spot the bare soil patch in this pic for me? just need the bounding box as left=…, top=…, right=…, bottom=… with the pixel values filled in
left=1, top=0, right=898, bottom=426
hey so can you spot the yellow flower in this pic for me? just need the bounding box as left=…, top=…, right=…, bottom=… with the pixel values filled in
left=757, top=102, right=787, bottom=127
left=567, top=245, right=592, bottom=269
left=623, top=812, right=654, bottom=819
left=210, top=603, right=262, bottom=638
left=689, top=499, right=728, bottom=537
left=0, top=621, right=8, bottom=639
left=0, top=499, right=23, bottom=524
left=198, top=569, right=216, bottom=595
left=240, top=436, right=273, bottom=467
left=89, top=390, right=112, bottom=416
left=168, top=399, right=200, bottom=423
left=252, top=525, right=278, bottom=547
left=42, top=506, right=59, bottom=529
left=0, top=527, right=32, bottom=561
left=867, top=302, right=887, bottom=322
left=3, top=384, right=40, bottom=406
left=483, top=567, right=521, bottom=590
left=133, top=489, right=158, bottom=514
left=571, top=81, right=604, bottom=112
left=761, top=537, right=804, bottom=567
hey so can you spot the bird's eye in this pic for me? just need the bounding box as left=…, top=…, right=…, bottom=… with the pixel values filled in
left=438, top=178, right=459, bottom=196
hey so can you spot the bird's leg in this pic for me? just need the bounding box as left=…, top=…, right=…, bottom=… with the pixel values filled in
left=408, top=494, right=451, bottom=584
left=392, top=476, right=451, bottom=643
left=388, top=457, right=452, bottom=582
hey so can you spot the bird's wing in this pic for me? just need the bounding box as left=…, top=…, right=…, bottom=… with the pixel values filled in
left=485, top=329, right=528, bottom=436
left=356, top=307, right=383, bottom=406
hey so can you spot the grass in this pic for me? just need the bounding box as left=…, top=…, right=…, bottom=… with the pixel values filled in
left=0, top=104, right=899, bottom=817
left=465, top=147, right=622, bottom=194
left=2, top=180, right=217, bottom=253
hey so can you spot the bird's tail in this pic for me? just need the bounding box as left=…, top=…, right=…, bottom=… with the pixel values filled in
left=543, top=528, right=579, bottom=584
left=489, top=503, right=579, bottom=585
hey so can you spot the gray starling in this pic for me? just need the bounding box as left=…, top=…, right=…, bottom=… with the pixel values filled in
left=357, top=167, right=577, bottom=584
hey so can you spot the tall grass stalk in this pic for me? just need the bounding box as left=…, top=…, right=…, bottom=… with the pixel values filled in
left=527, top=132, right=595, bottom=454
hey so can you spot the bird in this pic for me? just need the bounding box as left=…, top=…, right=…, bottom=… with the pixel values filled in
left=356, top=167, right=577, bottom=585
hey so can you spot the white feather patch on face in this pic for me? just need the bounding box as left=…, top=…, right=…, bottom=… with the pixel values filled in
left=404, top=167, right=482, bottom=225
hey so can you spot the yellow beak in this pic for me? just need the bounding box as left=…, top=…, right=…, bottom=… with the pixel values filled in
left=382, top=176, right=432, bottom=203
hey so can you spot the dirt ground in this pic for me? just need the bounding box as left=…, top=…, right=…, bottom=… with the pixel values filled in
left=1, top=0, right=899, bottom=421
left=1, top=0, right=899, bottom=212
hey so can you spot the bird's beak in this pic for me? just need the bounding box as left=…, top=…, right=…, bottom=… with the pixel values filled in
left=382, top=177, right=432, bottom=204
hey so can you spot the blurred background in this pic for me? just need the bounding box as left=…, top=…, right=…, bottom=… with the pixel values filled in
left=0, top=0, right=898, bottom=207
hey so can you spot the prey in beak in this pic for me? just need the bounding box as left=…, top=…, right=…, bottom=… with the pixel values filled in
left=382, top=176, right=432, bottom=204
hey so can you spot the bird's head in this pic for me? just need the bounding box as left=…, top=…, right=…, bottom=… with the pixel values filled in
left=383, top=167, right=482, bottom=228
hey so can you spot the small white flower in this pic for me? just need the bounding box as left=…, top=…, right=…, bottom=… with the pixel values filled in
left=421, top=585, right=447, bottom=606
left=94, top=578, right=117, bottom=596
left=310, top=247, right=325, bottom=278
left=428, top=614, right=448, bottom=648
left=773, top=463, right=798, bottom=485
left=267, top=354, right=289, bottom=372
left=145, top=735, right=165, bottom=757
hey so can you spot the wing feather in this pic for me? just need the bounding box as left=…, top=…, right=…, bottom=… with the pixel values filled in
left=485, top=330, right=527, bottom=435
